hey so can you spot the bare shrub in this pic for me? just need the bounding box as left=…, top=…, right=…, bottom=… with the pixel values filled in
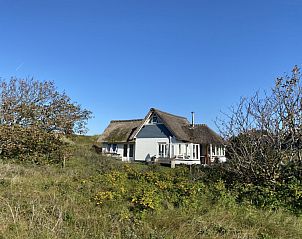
left=217, top=66, right=302, bottom=183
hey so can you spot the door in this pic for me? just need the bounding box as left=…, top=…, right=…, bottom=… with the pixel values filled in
left=158, top=143, right=167, bottom=158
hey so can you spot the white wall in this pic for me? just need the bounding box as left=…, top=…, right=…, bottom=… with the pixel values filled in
left=116, top=144, right=124, bottom=157
left=135, top=137, right=169, bottom=161
left=101, top=143, right=138, bottom=162
left=101, top=143, right=124, bottom=157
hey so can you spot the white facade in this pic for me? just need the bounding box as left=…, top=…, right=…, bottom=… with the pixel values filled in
left=100, top=109, right=226, bottom=167
left=135, top=137, right=169, bottom=161
left=135, top=137, right=202, bottom=165
left=101, top=139, right=226, bottom=166
left=102, top=143, right=135, bottom=162
left=101, top=143, right=124, bottom=156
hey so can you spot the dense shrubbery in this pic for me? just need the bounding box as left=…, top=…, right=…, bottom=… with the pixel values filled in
left=0, top=78, right=91, bottom=163
left=193, top=161, right=302, bottom=215
left=0, top=125, right=67, bottom=163
left=86, top=159, right=302, bottom=231
left=88, top=150, right=301, bottom=217
left=91, top=165, right=209, bottom=213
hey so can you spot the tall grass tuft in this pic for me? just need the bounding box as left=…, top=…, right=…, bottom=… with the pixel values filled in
left=0, top=135, right=301, bottom=238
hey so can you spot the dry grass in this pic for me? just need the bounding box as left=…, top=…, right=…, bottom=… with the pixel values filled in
left=0, top=136, right=301, bottom=239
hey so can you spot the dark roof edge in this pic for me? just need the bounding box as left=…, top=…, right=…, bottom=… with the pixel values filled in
left=151, top=108, right=188, bottom=120
left=129, top=111, right=153, bottom=140
left=153, top=109, right=190, bottom=141
left=110, top=119, right=143, bottom=123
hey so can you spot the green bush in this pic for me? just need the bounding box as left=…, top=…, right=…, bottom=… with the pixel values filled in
left=0, top=125, right=68, bottom=163
left=184, top=162, right=302, bottom=214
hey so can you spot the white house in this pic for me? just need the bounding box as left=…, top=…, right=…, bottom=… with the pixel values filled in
left=97, top=108, right=226, bottom=167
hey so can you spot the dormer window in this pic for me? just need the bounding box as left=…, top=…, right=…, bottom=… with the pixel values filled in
left=148, top=114, right=161, bottom=124
left=151, top=115, right=158, bottom=123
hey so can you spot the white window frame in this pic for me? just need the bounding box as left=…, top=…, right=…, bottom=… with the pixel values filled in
left=192, top=144, right=199, bottom=159
left=112, top=144, right=117, bottom=153
left=158, top=143, right=167, bottom=158
left=148, top=113, right=162, bottom=124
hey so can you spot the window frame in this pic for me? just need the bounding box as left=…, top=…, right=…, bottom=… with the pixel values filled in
left=158, top=143, right=167, bottom=158
left=129, top=144, right=134, bottom=157
left=123, top=144, right=128, bottom=157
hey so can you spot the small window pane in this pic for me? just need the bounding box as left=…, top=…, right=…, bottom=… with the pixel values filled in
left=123, top=144, right=127, bottom=157
left=193, top=145, right=196, bottom=158
left=129, top=144, right=134, bottom=157
left=149, top=114, right=159, bottom=124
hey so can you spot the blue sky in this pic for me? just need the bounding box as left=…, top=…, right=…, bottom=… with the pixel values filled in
left=0, top=0, right=301, bottom=135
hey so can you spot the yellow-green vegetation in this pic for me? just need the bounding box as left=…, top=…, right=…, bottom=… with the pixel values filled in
left=0, top=136, right=302, bottom=239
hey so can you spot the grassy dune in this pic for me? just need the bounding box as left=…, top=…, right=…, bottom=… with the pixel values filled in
left=0, top=136, right=301, bottom=239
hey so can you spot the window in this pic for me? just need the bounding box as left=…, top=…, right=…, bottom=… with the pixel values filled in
left=148, top=114, right=158, bottom=124
left=158, top=143, right=167, bottom=157
left=219, top=146, right=225, bottom=156
left=193, top=144, right=199, bottom=159
left=179, top=144, right=182, bottom=154
left=148, top=113, right=162, bottom=124
left=193, top=145, right=196, bottom=158
left=152, top=115, right=158, bottom=123
left=107, top=144, right=111, bottom=152
left=185, top=144, right=188, bottom=156
left=112, top=144, right=117, bottom=152
left=129, top=144, right=134, bottom=157
left=171, top=145, right=174, bottom=157
left=123, top=144, right=128, bottom=157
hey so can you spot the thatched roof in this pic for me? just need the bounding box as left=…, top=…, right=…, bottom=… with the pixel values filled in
left=98, top=108, right=225, bottom=145
left=130, top=108, right=191, bottom=141
left=184, top=124, right=225, bottom=145
left=97, top=119, right=143, bottom=143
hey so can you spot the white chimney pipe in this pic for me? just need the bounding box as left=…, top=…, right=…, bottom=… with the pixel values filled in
left=191, top=112, right=195, bottom=127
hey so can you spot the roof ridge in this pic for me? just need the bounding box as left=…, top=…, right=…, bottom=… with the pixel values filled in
left=195, top=123, right=207, bottom=126
left=151, top=108, right=188, bottom=120
left=111, top=119, right=143, bottom=123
